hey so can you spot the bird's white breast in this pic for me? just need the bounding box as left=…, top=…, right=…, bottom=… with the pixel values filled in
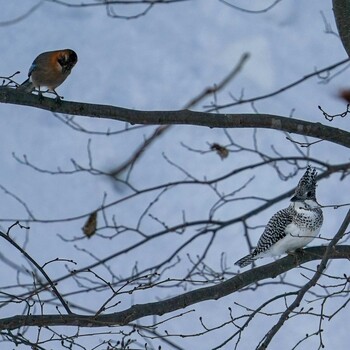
left=259, top=202, right=322, bottom=258
left=263, top=222, right=320, bottom=257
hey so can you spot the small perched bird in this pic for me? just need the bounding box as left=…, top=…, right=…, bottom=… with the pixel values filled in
left=235, top=166, right=323, bottom=268
left=19, top=49, right=78, bottom=99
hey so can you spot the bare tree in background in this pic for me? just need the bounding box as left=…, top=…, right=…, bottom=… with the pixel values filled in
left=0, top=1, right=350, bottom=349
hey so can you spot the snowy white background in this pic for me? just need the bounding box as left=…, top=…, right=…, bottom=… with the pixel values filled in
left=0, top=0, right=349, bottom=349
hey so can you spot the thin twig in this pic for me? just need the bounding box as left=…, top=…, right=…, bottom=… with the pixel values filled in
left=0, top=1, right=44, bottom=26
left=1, top=244, right=350, bottom=330
left=184, top=52, right=250, bottom=109
left=0, top=223, right=72, bottom=315
left=206, top=58, right=350, bottom=112
left=109, top=52, right=250, bottom=177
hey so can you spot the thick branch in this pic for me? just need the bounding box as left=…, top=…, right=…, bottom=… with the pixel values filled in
left=333, top=0, right=350, bottom=57
left=1, top=245, right=349, bottom=331
left=1, top=87, right=350, bottom=149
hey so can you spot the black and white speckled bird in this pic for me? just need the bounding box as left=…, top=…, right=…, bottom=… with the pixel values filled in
left=235, top=166, right=323, bottom=268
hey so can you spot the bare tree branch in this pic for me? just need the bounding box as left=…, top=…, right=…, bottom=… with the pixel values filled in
left=1, top=87, right=349, bottom=149
left=0, top=1, right=44, bottom=26
left=206, top=57, right=350, bottom=111
left=1, top=245, right=349, bottom=331
left=109, top=52, right=250, bottom=177
left=219, top=0, right=283, bottom=14
left=333, top=0, right=350, bottom=57
left=0, top=224, right=72, bottom=315
left=184, top=52, right=250, bottom=109
left=257, top=209, right=350, bottom=349
left=45, top=0, right=188, bottom=7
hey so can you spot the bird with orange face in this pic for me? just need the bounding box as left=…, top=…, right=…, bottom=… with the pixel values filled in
left=19, top=49, right=78, bottom=99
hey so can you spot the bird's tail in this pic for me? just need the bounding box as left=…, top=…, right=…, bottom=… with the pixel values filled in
left=17, top=78, right=35, bottom=93
left=234, top=254, right=255, bottom=268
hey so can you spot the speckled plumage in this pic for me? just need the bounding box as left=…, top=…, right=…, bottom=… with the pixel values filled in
left=235, top=166, right=323, bottom=268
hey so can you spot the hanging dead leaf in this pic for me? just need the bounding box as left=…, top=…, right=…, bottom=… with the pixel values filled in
left=210, top=143, right=229, bottom=160
left=82, top=211, right=97, bottom=238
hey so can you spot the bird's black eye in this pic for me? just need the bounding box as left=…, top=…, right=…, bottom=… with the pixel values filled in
left=306, top=191, right=312, bottom=197
left=58, top=56, right=67, bottom=66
